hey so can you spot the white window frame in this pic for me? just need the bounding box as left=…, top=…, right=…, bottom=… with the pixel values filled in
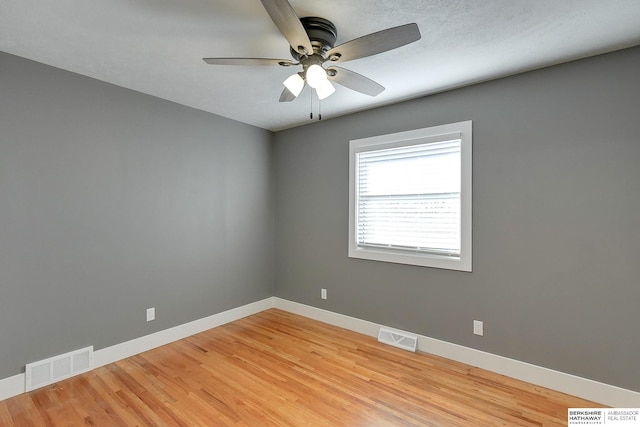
left=348, top=120, right=472, bottom=271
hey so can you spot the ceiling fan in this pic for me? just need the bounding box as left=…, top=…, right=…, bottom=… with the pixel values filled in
left=203, top=0, right=421, bottom=103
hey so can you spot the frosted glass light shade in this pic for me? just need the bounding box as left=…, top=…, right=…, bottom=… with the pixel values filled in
left=315, top=79, right=335, bottom=100
left=306, top=64, right=328, bottom=89
left=283, top=73, right=304, bottom=97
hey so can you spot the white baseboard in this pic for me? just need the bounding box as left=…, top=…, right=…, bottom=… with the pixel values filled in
left=272, top=298, right=640, bottom=407
left=3, top=296, right=639, bottom=407
left=93, top=297, right=275, bottom=369
left=0, top=297, right=275, bottom=402
left=0, top=374, right=25, bottom=402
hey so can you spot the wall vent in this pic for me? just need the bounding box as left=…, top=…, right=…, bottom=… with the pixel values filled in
left=25, top=346, right=93, bottom=392
left=378, top=327, right=418, bottom=352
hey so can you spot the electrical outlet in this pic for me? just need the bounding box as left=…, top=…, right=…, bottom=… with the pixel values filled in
left=321, top=288, right=327, bottom=300
left=146, top=307, right=155, bottom=322
left=473, top=320, right=483, bottom=336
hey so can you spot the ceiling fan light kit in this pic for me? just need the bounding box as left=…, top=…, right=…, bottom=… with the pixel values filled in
left=203, top=0, right=421, bottom=116
left=301, top=62, right=335, bottom=100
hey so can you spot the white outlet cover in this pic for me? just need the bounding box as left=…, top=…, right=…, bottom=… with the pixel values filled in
left=146, top=307, right=155, bottom=322
left=321, top=289, right=327, bottom=300
left=473, top=320, right=483, bottom=336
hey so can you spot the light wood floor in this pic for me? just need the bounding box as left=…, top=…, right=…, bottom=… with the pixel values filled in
left=0, top=309, right=604, bottom=426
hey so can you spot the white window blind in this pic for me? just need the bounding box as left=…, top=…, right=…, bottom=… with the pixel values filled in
left=355, top=137, right=461, bottom=257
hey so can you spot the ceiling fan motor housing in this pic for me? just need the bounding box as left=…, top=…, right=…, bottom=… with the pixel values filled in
left=290, top=17, right=337, bottom=60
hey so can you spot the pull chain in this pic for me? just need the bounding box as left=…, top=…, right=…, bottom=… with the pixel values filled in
left=308, top=90, right=323, bottom=121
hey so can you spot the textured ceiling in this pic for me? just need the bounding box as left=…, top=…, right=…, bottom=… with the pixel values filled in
left=2, top=0, right=640, bottom=131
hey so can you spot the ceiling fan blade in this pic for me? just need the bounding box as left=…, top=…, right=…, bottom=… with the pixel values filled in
left=260, top=0, right=313, bottom=55
left=327, top=67, right=384, bottom=96
left=279, top=87, right=297, bottom=102
left=203, top=57, right=295, bottom=66
left=325, top=23, right=421, bottom=63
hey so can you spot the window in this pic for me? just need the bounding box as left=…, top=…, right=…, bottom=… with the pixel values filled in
left=349, top=121, right=472, bottom=271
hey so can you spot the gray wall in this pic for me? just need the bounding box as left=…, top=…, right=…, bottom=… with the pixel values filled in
left=0, top=52, right=274, bottom=379
left=274, top=46, right=640, bottom=392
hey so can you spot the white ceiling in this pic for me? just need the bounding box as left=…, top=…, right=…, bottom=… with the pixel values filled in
left=2, top=0, right=640, bottom=131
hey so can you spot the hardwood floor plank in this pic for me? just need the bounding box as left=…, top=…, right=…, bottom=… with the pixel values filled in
left=0, top=309, right=605, bottom=426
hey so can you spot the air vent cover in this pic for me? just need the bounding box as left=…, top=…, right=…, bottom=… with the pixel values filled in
left=378, top=327, right=418, bottom=352
left=25, top=346, right=93, bottom=392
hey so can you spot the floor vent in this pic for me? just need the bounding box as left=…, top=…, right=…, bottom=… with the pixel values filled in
left=25, top=346, right=93, bottom=392
left=378, top=327, right=418, bottom=352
